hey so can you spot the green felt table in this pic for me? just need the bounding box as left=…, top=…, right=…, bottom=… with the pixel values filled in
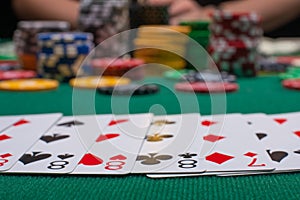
left=0, top=76, right=299, bottom=200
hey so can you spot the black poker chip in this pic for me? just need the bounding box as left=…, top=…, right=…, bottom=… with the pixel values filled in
left=97, top=84, right=159, bottom=96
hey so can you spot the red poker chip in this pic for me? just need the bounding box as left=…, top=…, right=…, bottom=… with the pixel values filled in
left=276, top=56, right=300, bottom=65
left=91, top=58, right=144, bottom=69
left=175, top=82, right=239, bottom=93
left=210, top=38, right=259, bottom=49
left=0, top=70, right=37, bottom=80
left=211, top=11, right=261, bottom=23
left=282, top=79, right=300, bottom=90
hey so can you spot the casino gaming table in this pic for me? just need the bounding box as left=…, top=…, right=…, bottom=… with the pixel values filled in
left=0, top=76, right=299, bottom=200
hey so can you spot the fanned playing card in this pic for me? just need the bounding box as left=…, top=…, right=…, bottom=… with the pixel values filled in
left=146, top=114, right=274, bottom=178
left=61, top=114, right=113, bottom=150
left=72, top=113, right=153, bottom=175
left=7, top=115, right=113, bottom=174
left=132, top=113, right=205, bottom=174
left=0, top=113, right=62, bottom=171
left=247, top=112, right=300, bottom=172
left=0, top=116, right=22, bottom=132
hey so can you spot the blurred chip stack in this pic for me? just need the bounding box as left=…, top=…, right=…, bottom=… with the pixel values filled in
left=37, top=32, right=94, bottom=82
left=91, top=58, right=145, bottom=80
left=134, top=25, right=191, bottom=69
left=13, top=21, right=70, bottom=71
left=180, top=21, right=211, bottom=69
left=129, top=0, right=169, bottom=29
left=209, top=11, right=263, bottom=77
left=78, top=0, right=129, bottom=56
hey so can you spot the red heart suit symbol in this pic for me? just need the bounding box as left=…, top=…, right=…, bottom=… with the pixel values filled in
left=79, top=153, right=103, bottom=166
left=110, top=154, right=127, bottom=160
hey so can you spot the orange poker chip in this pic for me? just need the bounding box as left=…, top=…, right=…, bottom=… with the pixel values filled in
left=69, top=76, right=131, bottom=89
left=0, top=79, right=59, bottom=91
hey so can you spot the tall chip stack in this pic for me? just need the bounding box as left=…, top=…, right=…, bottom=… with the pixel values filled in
left=13, top=21, right=70, bottom=71
left=209, top=11, right=263, bottom=77
left=78, top=0, right=129, bottom=56
left=180, top=21, right=211, bottom=69
left=133, top=25, right=191, bottom=70
left=37, top=32, right=94, bottom=82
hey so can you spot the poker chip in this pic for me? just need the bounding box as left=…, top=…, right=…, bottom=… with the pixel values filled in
left=91, top=58, right=145, bottom=80
left=0, top=79, right=59, bottom=91
left=134, top=25, right=191, bottom=69
left=37, top=32, right=94, bottom=82
left=13, top=21, right=70, bottom=70
left=175, top=81, right=239, bottom=93
left=129, top=4, right=169, bottom=29
left=78, top=0, right=129, bottom=56
left=183, top=70, right=237, bottom=83
left=0, top=70, right=37, bottom=80
left=97, top=83, right=159, bottom=95
left=208, top=11, right=262, bottom=77
left=179, top=20, right=211, bottom=69
left=0, top=60, right=20, bottom=71
left=279, top=67, right=300, bottom=80
left=163, top=70, right=192, bottom=80
left=69, top=76, right=131, bottom=89
left=282, top=79, right=300, bottom=90
left=180, top=21, right=210, bottom=30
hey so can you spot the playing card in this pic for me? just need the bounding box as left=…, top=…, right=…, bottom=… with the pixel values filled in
left=72, top=113, right=153, bottom=175
left=245, top=112, right=300, bottom=172
left=63, top=114, right=113, bottom=150
left=7, top=115, right=112, bottom=174
left=132, top=113, right=205, bottom=174
left=0, top=113, right=62, bottom=171
left=145, top=114, right=274, bottom=178
left=0, top=116, right=22, bottom=132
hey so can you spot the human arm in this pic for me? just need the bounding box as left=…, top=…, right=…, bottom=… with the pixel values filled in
left=12, top=0, right=80, bottom=28
left=147, top=0, right=300, bottom=32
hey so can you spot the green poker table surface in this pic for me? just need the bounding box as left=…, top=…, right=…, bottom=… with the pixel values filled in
left=0, top=76, right=299, bottom=200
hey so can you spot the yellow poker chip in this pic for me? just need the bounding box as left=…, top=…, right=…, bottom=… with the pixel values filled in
left=139, top=25, right=191, bottom=34
left=0, top=79, right=59, bottom=91
left=69, top=76, right=131, bottom=89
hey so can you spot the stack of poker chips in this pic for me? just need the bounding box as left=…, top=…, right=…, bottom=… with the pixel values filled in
left=209, top=11, right=263, bottom=77
left=180, top=21, right=211, bottom=69
left=133, top=25, right=191, bottom=69
left=91, top=57, right=145, bottom=80
left=78, top=0, right=129, bottom=56
left=37, top=32, right=94, bottom=82
left=13, top=21, right=70, bottom=71
left=129, top=0, right=169, bottom=29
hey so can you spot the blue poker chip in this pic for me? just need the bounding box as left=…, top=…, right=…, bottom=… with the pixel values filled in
left=38, top=32, right=93, bottom=43
left=39, top=43, right=93, bottom=55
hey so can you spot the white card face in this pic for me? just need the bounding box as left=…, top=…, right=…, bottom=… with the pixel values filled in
left=245, top=112, right=300, bottom=172
left=71, top=114, right=113, bottom=150
left=7, top=116, right=91, bottom=174
left=198, top=114, right=273, bottom=173
left=0, top=113, right=62, bottom=171
left=0, top=116, right=22, bottom=132
left=132, top=113, right=205, bottom=174
left=72, top=113, right=153, bottom=175
left=143, top=114, right=274, bottom=177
